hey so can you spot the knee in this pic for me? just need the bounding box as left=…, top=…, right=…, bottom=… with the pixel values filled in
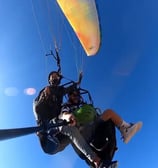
left=41, top=142, right=59, bottom=155
left=40, top=138, right=60, bottom=155
left=42, top=143, right=58, bottom=155
left=104, top=109, right=115, bottom=113
left=100, top=109, right=114, bottom=120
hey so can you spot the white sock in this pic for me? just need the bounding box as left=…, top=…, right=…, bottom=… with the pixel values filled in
left=120, top=120, right=130, bottom=128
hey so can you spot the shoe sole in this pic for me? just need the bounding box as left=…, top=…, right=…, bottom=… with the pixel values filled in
left=124, top=121, right=143, bottom=143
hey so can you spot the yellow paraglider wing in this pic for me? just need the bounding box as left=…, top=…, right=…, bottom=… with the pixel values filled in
left=56, top=0, right=100, bottom=56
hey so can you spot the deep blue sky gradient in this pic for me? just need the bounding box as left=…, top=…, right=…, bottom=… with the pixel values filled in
left=0, top=0, right=158, bottom=167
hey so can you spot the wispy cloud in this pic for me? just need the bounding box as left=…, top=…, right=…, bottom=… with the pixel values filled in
left=113, top=51, right=141, bottom=76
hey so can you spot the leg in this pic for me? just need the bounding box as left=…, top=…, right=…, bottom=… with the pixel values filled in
left=37, top=132, right=69, bottom=155
left=61, top=125, right=117, bottom=168
left=100, top=109, right=122, bottom=127
left=61, top=125, right=99, bottom=164
left=100, top=109, right=143, bottom=143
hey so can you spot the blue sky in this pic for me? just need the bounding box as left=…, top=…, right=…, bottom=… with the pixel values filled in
left=0, top=0, right=158, bottom=167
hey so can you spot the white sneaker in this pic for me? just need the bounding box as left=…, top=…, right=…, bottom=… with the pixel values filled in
left=121, top=121, right=143, bottom=143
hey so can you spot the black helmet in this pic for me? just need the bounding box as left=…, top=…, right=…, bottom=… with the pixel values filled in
left=68, top=88, right=83, bottom=104
left=48, top=71, right=62, bottom=86
left=68, top=89, right=80, bottom=97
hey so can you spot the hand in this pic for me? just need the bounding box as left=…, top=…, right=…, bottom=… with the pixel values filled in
left=76, top=71, right=83, bottom=85
left=69, top=114, right=77, bottom=126
left=43, top=87, right=51, bottom=99
left=60, top=112, right=77, bottom=126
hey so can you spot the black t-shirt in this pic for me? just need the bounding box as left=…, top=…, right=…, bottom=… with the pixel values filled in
left=34, top=84, right=77, bottom=123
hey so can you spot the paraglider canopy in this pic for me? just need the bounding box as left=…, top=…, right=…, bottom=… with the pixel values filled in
left=56, top=0, right=101, bottom=56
